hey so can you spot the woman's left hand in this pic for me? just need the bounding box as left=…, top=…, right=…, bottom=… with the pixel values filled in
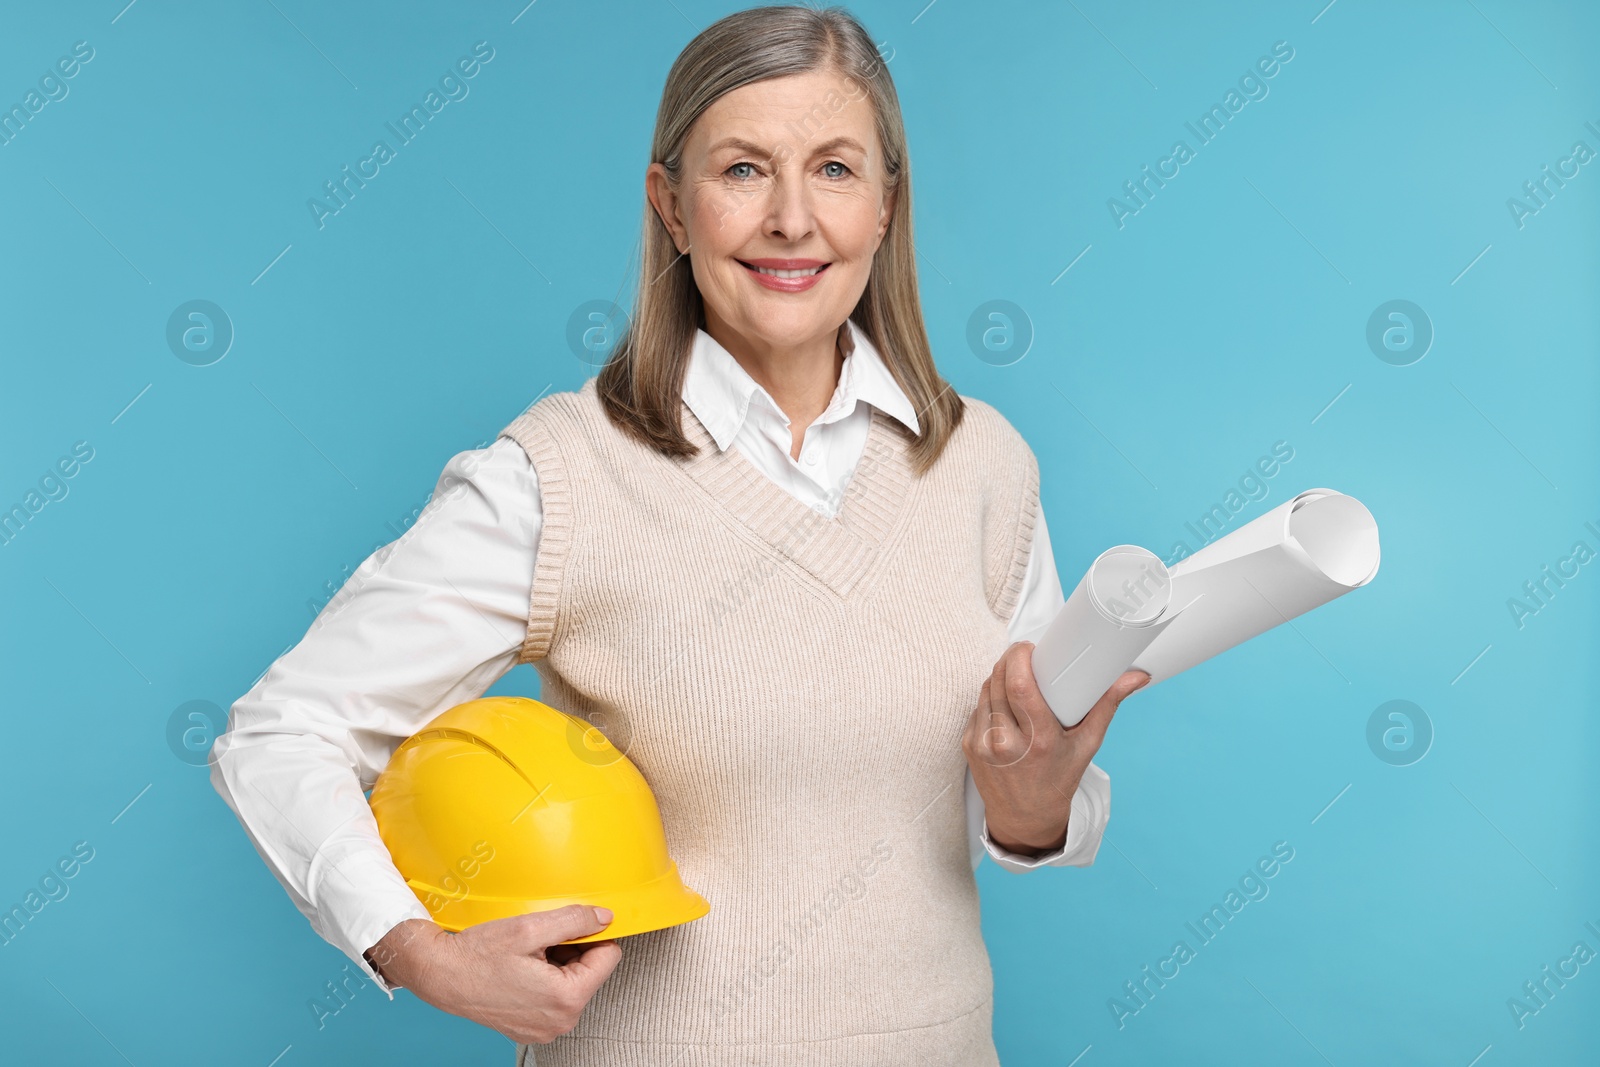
left=961, top=641, right=1150, bottom=856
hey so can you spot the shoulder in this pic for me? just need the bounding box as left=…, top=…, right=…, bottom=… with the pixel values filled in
left=496, top=380, right=621, bottom=469
left=952, top=395, right=1041, bottom=622
left=438, top=434, right=533, bottom=487
left=951, top=393, right=1039, bottom=473
left=499, top=379, right=599, bottom=441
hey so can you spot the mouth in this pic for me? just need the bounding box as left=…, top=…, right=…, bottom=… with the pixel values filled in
left=737, top=260, right=831, bottom=279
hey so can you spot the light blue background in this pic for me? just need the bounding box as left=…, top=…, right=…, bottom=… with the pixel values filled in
left=1, top=1, right=1596, bottom=1064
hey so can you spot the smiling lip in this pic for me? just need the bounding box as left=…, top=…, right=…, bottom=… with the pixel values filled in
left=738, top=258, right=830, bottom=292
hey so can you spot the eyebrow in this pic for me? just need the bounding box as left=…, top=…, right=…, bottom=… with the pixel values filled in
left=707, top=135, right=868, bottom=159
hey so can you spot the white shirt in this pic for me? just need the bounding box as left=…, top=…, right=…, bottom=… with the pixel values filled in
left=209, top=318, right=1110, bottom=999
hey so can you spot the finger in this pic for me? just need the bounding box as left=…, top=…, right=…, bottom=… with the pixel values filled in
left=1114, top=669, right=1152, bottom=696
left=1073, top=670, right=1151, bottom=739
left=556, top=939, right=624, bottom=998
left=1001, top=642, right=1057, bottom=739
left=962, top=678, right=986, bottom=755
left=547, top=937, right=618, bottom=967
left=504, top=904, right=616, bottom=955
left=967, top=677, right=1003, bottom=761
left=983, top=645, right=1023, bottom=740
left=977, top=647, right=1040, bottom=767
left=545, top=938, right=609, bottom=966
left=977, top=674, right=1016, bottom=759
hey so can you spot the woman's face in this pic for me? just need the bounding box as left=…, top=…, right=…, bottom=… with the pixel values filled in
left=649, top=66, right=894, bottom=353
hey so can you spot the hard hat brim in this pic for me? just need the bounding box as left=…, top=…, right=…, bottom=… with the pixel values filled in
left=415, top=861, right=711, bottom=943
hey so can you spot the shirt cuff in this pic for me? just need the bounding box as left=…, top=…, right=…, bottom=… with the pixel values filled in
left=981, top=761, right=1111, bottom=873
left=348, top=904, right=434, bottom=999
left=311, top=851, right=435, bottom=1000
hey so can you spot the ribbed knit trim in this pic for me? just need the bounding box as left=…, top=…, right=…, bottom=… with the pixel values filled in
left=525, top=997, right=994, bottom=1064
left=674, top=398, right=917, bottom=599
left=989, top=442, right=1039, bottom=624
left=498, top=398, right=578, bottom=664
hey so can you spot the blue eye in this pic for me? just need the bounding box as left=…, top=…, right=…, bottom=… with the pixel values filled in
left=725, top=160, right=852, bottom=181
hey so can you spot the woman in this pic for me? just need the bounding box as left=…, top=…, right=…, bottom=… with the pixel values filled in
left=210, top=6, right=1149, bottom=1064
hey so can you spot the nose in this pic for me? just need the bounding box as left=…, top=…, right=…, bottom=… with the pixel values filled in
left=761, top=163, right=817, bottom=243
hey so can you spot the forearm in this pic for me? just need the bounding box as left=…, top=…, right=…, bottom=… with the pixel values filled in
left=210, top=437, right=538, bottom=994
left=365, top=917, right=447, bottom=991
left=209, top=719, right=432, bottom=991
left=980, top=762, right=1111, bottom=871
left=987, top=816, right=1069, bottom=857
left=981, top=768, right=1078, bottom=855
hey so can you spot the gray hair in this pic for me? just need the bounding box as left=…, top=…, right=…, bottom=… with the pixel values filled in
left=596, top=3, right=966, bottom=477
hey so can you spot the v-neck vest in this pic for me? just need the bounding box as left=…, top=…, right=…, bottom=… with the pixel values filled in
left=497, top=375, right=1039, bottom=1067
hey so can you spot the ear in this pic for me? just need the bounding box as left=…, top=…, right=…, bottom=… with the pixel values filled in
left=876, top=186, right=896, bottom=244
left=645, top=163, right=689, bottom=254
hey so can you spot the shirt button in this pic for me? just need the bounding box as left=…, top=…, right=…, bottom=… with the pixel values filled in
left=803, top=449, right=817, bottom=465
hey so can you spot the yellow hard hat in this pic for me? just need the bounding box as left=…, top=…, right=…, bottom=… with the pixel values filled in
left=369, top=696, right=709, bottom=943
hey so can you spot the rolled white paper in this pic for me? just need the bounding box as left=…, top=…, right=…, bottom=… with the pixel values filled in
left=1030, top=488, right=1380, bottom=727
left=1130, top=488, right=1379, bottom=683
left=1030, top=545, right=1189, bottom=728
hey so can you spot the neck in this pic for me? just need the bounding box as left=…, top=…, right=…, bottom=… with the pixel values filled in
left=702, top=314, right=848, bottom=459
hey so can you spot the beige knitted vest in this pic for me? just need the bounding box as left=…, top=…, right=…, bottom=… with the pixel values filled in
left=497, top=374, right=1039, bottom=1067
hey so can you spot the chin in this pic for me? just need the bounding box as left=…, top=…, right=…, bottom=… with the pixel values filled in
left=744, top=311, right=840, bottom=345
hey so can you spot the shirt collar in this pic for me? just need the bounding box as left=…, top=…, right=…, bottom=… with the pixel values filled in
left=681, top=318, right=922, bottom=452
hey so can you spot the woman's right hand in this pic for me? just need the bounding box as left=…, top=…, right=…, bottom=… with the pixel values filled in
left=366, top=906, right=623, bottom=1044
